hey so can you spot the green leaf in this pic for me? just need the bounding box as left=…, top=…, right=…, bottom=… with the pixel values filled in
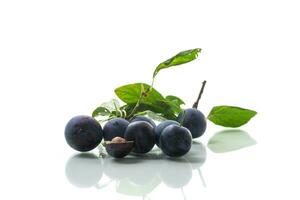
left=207, top=106, right=257, bottom=127
left=115, top=83, right=165, bottom=104
left=157, top=99, right=181, bottom=115
left=153, top=48, right=201, bottom=78
left=164, top=95, right=184, bottom=114
left=122, top=102, right=177, bottom=120
left=92, top=99, right=123, bottom=118
left=92, top=107, right=111, bottom=118
left=100, top=99, right=120, bottom=112
left=134, top=110, right=167, bottom=122
left=115, top=83, right=185, bottom=119
left=207, top=129, right=256, bottom=153
left=165, top=95, right=185, bottom=105
left=153, top=100, right=180, bottom=118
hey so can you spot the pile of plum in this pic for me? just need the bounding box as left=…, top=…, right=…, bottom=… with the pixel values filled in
left=65, top=108, right=206, bottom=158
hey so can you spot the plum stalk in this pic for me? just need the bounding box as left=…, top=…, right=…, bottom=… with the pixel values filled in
left=192, top=80, right=207, bottom=109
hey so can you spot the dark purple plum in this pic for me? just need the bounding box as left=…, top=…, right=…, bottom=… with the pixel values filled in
left=65, top=115, right=103, bottom=152
left=177, top=108, right=207, bottom=138
left=159, top=124, right=192, bottom=157
left=154, top=120, right=180, bottom=147
left=124, top=121, right=155, bottom=153
left=130, top=116, right=156, bottom=128
left=103, top=118, right=129, bottom=141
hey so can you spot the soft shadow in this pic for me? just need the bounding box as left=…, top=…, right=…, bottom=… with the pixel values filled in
left=65, top=143, right=208, bottom=195
left=114, top=157, right=193, bottom=197
left=113, top=143, right=207, bottom=196
left=129, top=150, right=162, bottom=160
left=185, top=142, right=207, bottom=166
left=207, top=129, right=257, bottom=153
left=104, top=156, right=161, bottom=196
left=116, top=176, right=161, bottom=197
left=158, top=157, right=193, bottom=189
left=65, top=153, right=103, bottom=188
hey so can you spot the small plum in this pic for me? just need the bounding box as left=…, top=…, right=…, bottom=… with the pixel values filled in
left=154, top=120, right=179, bottom=147
left=159, top=124, right=192, bottom=157
left=65, top=115, right=103, bottom=152
left=105, top=137, right=134, bottom=158
left=124, top=121, right=155, bottom=153
left=130, top=116, right=156, bottom=128
left=177, top=108, right=207, bottom=138
left=103, top=118, right=129, bottom=141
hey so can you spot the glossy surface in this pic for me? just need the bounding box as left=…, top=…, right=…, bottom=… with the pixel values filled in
left=103, top=118, right=129, bottom=141
left=177, top=108, right=207, bottom=138
left=65, top=115, right=103, bottom=152
left=130, top=116, right=156, bottom=128
left=154, top=120, right=180, bottom=147
left=1, top=0, right=300, bottom=199
left=65, top=153, right=103, bottom=188
left=124, top=121, right=155, bottom=153
left=67, top=142, right=207, bottom=195
left=160, top=125, right=192, bottom=157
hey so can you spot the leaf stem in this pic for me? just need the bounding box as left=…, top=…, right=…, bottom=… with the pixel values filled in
left=144, top=77, right=155, bottom=94
left=126, top=98, right=142, bottom=119
left=112, top=100, right=120, bottom=117
left=126, top=84, right=146, bottom=119
left=150, top=77, right=155, bottom=91
left=192, top=80, right=207, bottom=109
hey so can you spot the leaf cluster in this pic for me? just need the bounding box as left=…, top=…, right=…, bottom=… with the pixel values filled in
left=92, top=48, right=257, bottom=128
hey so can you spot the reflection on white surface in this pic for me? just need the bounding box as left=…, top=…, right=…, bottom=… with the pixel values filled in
left=65, top=135, right=257, bottom=199
left=65, top=153, right=103, bottom=188
left=185, top=142, right=207, bottom=187
left=65, top=142, right=207, bottom=198
left=207, top=129, right=256, bottom=153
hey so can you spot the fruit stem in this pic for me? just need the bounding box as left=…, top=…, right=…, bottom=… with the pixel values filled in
left=192, top=80, right=207, bottom=109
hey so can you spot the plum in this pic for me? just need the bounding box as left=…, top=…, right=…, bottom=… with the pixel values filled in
left=103, top=118, right=129, bottom=141
left=130, top=116, right=156, bottom=128
left=154, top=120, right=179, bottom=147
left=177, top=80, right=207, bottom=138
left=105, top=137, right=134, bottom=158
left=124, top=121, right=155, bottom=153
left=177, top=108, right=207, bottom=138
left=159, top=124, right=192, bottom=157
left=65, top=115, right=103, bottom=152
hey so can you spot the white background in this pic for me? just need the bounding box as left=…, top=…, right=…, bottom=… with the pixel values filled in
left=0, top=0, right=299, bottom=199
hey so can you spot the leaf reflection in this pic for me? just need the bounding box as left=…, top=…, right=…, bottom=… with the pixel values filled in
left=207, top=129, right=256, bottom=153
